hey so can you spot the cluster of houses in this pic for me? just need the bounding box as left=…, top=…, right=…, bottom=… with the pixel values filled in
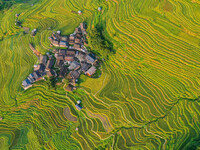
left=22, top=54, right=50, bottom=89
left=22, top=23, right=99, bottom=92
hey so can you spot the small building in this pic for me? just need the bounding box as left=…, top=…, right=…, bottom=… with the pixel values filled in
left=33, top=71, right=41, bottom=80
left=59, top=41, right=69, bottom=48
left=70, top=70, right=81, bottom=79
left=57, top=31, right=61, bottom=35
left=46, top=58, right=55, bottom=71
left=15, top=13, right=20, bottom=17
left=75, top=104, right=82, bottom=111
left=86, top=54, right=96, bottom=64
left=52, top=40, right=59, bottom=47
left=68, top=61, right=80, bottom=70
left=39, top=54, right=47, bottom=65
left=81, top=63, right=91, bottom=73
left=98, top=7, right=102, bottom=11
left=34, top=64, right=46, bottom=73
left=58, top=49, right=66, bottom=55
left=46, top=69, right=56, bottom=77
left=80, top=23, right=87, bottom=34
left=74, top=43, right=81, bottom=50
left=65, top=56, right=74, bottom=62
left=85, top=66, right=96, bottom=76
left=78, top=10, right=82, bottom=14
left=69, top=34, right=75, bottom=40
left=76, top=33, right=82, bottom=39
left=75, top=27, right=82, bottom=34
left=59, top=66, right=68, bottom=78
left=31, top=29, right=37, bottom=36
left=66, top=49, right=76, bottom=56
left=22, top=79, right=32, bottom=88
left=75, top=38, right=81, bottom=44
left=61, top=36, right=68, bottom=42
left=28, top=73, right=35, bottom=83
left=69, top=34, right=75, bottom=44
left=77, top=52, right=86, bottom=62
left=55, top=54, right=65, bottom=61
left=77, top=100, right=81, bottom=104
left=66, top=84, right=74, bottom=92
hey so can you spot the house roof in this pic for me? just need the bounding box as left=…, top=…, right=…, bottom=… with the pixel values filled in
left=61, top=36, right=68, bottom=41
left=86, top=54, right=96, bottom=64
left=39, top=55, right=47, bottom=65
left=33, top=71, right=41, bottom=80
left=69, top=40, right=75, bottom=45
left=65, top=56, right=74, bottom=62
left=56, top=60, right=64, bottom=68
left=66, top=84, right=74, bottom=92
left=46, top=58, right=54, bottom=70
left=81, top=63, right=91, bottom=73
left=75, top=104, right=82, bottom=111
left=76, top=33, right=82, bottom=39
left=80, top=23, right=86, bottom=31
left=69, top=35, right=75, bottom=40
left=66, top=49, right=76, bottom=56
left=58, top=49, right=66, bottom=55
left=35, top=64, right=45, bottom=73
left=46, top=69, right=56, bottom=77
left=74, top=43, right=81, bottom=50
left=52, top=40, right=59, bottom=46
left=22, top=79, right=31, bottom=87
left=68, top=61, right=80, bottom=70
left=75, top=27, right=81, bottom=33
left=86, top=66, right=96, bottom=76
left=75, top=38, right=81, bottom=43
left=71, top=70, right=81, bottom=79
left=59, top=66, right=68, bottom=78
left=55, top=54, right=64, bottom=61
left=59, top=41, right=69, bottom=47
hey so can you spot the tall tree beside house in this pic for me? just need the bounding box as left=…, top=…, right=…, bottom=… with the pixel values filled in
left=88, top=26, right=113, bottom=59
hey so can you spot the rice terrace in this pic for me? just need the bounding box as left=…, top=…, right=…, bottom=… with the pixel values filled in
left=0, top=0, right=200, bottom=149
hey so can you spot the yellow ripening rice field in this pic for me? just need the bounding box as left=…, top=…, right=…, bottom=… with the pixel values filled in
left=0, top=0, right=200, bottom=149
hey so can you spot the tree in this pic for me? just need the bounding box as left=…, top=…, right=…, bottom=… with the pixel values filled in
left=88, top=26, right=113, bottom=59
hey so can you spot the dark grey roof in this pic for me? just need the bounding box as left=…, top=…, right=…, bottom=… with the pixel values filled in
left=68, top=61, right=80, bottom=70
left=33, top=71, right=41, bottom=80
left=75, top=104, right=82, bottom=111
left=55, top=54, right=64, bottom=61
left=22, top=79, right=31, bottom=87
left=56, top=60, right=64, bottom=68
left=71, top=70, right=80, bottom=79
left=46, top=69, right=56, bottom=77
left=39, top=55, right=47, bottom=65
left=81, top=63, right=91, bottom=73
left=37, top=64, right=46, bottom=73
left=86, top=54, right=96, bottom=64
left=59, top=66, right=68, bottom=78
left=59, top=41, right=69, bottom=47
left=58, top=49, right=66, bottom=55
left=46, top=58, right=54, bottom=69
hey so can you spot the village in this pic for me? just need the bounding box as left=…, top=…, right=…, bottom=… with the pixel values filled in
left=22, top=23, right=99, bottom=95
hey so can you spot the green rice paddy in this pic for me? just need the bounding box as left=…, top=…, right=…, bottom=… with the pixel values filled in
left=0, top=0, right=200, bottom=149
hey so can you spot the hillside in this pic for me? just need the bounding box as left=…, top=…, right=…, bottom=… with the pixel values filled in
left=0, top=0, right=200, bottom=149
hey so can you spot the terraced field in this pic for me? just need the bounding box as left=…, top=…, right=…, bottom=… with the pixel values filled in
left=0, top=0, right=200, bottom=149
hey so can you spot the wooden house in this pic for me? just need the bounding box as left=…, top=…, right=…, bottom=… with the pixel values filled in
left=85, top=66, right=96, bottom=76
